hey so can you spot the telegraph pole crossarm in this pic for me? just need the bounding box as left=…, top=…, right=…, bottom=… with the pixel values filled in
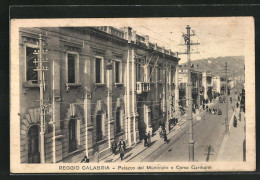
left=179, top=25, right=200, bottom=162
left=33, top=34, right=50, bottom=164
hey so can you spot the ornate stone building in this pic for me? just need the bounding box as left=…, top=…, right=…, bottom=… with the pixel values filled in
left=19, top=26, right=179, bottom=163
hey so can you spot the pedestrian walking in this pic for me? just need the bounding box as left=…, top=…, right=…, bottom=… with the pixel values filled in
left=206, top=105, right=208, bottom=112
left=162, top=129, right=168, bottom=143
left=119, top=143, right=125, bottom=161
left=147, top=131, right=151, bottom=146
left=118, top=139, right=126, bottom=151
left=143, top=132, right=148, bottom=147
left=111, top=141, right=117, bottom=155
left=158, top=125, right=162, bottom=138
left=233, top=116, right=237, bottom=127
left=81, top=155, right=90, bottom=163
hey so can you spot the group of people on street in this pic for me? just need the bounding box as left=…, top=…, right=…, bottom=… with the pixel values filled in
left=111, top=139, right=126, bottom=160
left=81, top=139, right=127, bottom=163
left=158, top=123, right=168, bottom=144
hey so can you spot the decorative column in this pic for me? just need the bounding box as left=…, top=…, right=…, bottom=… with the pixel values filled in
left=84, top=94, right=89, bottom=157
left=126, top=49, right=132, bottom=146
left=165, top=64, right=169, bottom=133
left=169, top=67, right=172, bottom=119
left=106, top=60, right=113, bottom=148
left=131, top=49, right=137, bottom=144
left=175, top=65, right=179, bottom=118
left=197, top=74, right=201, bottom=106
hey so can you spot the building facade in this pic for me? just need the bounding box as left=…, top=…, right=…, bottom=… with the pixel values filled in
left=202, top=71, right=213, bottom=101
left=178, top=67, right=203, bottom=110
left=212, top=76, right=221, bottom=94
left=19, top=26, right=179, bottom=163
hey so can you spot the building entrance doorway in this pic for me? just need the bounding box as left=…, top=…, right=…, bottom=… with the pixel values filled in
left=28, top=125, right=40, bottom=163
left=96, top=113, right=103, bottom=141
left=69, top=119, right=77, bottom=152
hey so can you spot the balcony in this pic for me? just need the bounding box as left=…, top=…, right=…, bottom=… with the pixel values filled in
left=136, top=82, right=151, bottom=94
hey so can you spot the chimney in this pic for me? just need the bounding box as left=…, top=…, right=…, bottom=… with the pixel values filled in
left=154, top=43, right=157, bottom=50
left=132, top=30, right=137, bottom=44
left=145, top=35, right=149, bottom=47
left=124, top=27, right=132, bottom=43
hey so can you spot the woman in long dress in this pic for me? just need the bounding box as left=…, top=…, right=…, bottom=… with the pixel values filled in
left=147, top=131, right=151, bottom=146
left=119, top=144, right=125, bottom=161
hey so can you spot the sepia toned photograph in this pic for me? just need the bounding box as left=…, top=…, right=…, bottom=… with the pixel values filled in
left=10, top=17, right=255, bottom=173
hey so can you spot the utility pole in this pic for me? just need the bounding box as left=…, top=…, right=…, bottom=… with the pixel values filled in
left=34, top=34, right=49, bottom=163
left=39, top=34, right=45, bottom=164
left=179, top=25, right=199, bottom=162
left=52, top=53, right=56, bottom=163
left=224, top=62, right=229, bottom=134
left=165, top=63, right=169, bottom=133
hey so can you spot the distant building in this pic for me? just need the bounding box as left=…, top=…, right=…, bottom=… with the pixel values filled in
left=212, top=76, right=221, bottom=94
left=202, top=71, right=213, bottom=101
left=178, top=67, right=203, bottom=108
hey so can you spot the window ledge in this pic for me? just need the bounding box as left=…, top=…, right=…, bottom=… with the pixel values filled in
left=23, top=81, right=40, bottom=88
left=68, top=148, right=85, bottom=157
left=94, top=83, right=106, bottom=87
left=66, top=83, right=82, bottom=87
left=65, top=83, right=82, bottom=91
left=116, top=132, right=124, bottom=136
left=109, top=120, right=115, bottom=124
left=114, top=83, right=123, bottom=87
left=87, top=125, right=94, bottom=131
left=96, top=139, right=107, bottom=145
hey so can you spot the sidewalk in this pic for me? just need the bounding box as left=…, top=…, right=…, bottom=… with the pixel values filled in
left=100, top=100, right=218, bottom=163
left=217, top=98, right=245, bottom=161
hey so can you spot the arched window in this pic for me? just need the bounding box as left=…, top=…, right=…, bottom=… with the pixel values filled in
left=28, top=125, right=40, bottom=163
left=116, top=109, right=121, bottom=133
left=96, top=113, right=103, bottom=141
left=69, top=119, right=77, bottom=152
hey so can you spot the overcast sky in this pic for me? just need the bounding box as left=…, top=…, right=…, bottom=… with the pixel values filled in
left=114, top=17, right=246, bottom=64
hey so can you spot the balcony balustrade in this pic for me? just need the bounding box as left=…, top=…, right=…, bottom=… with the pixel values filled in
left=136, top=81, right=151, bottom=94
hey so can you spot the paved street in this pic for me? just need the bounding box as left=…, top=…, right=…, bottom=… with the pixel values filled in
left=99, top=90, right=244, bottom=163
left=136, top=100, right=235, bottom=162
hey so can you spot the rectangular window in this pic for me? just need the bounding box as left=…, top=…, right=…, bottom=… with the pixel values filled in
left=68, top=54, right=76, bottom=83
left=115, top=61, right=120, bottom=83
left=158, top=67, right=161, bottom=81
left=171, top=70, right=175, bottom=83
left=136, top=63, right=141, bottom=82
left=26, top=47, right=38, bottom=83
left=150, top=67, right=153, bottom=82
left=95, top=58, right=101, bottom=83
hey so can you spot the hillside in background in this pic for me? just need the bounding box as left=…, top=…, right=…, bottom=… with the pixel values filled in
left=180, top=56, right=245, bottom=77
